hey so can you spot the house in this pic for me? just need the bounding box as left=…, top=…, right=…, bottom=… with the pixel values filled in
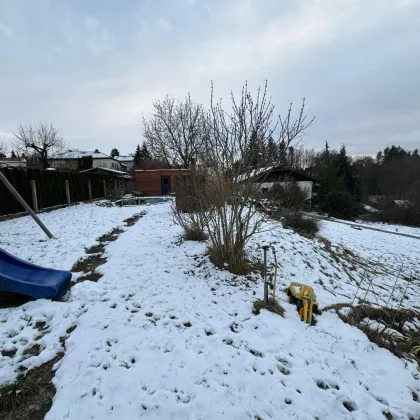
left=135, top=169, right=191, bottom=196
left=115, top=156, right=134, bottom=171
left=246, top=167, right=319, bottom=199
left=50, top=150, right=127, bottom=172
left=0, top=157, right=27, bottom=168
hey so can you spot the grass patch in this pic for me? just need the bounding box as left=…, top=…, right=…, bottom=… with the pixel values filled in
left=252, top=298, right=284, bottom=317
left=96, top=227, right=124, bottom=243
left=208, top=246, right=251, bottom=275
left=71, top=255, right=107, bottom=273
left=182, top=226, right=208, bottom=242
left=0, top=354, right=62, bottom=419
left=123, top=212, right=146, bottom=227
left=85, top=244, right=105, bottom=255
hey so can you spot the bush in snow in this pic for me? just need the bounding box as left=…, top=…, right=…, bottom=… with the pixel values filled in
left=282, top=211, right=320, bottom=237
left=173, top=208, right=208, bottom=242
left=266, top=183, right=307, bottom=210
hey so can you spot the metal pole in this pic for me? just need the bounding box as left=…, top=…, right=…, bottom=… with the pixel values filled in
left=87, top=180, right=92, bottom=200
left=65, top=180, right=71, bottom=205
left=31, top=180, right=38, bottom=212
left=263, top=245, right=269, bottom=304
left=0, top=171, right=54, bottom=238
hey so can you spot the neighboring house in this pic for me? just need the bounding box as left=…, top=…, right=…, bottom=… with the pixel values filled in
left=50, top=150, right=127, bottom=172
left=245, top=167, right=319, bottom=199
left=0, top=157, right=27, bottom=168
left=135, top=169, right=191, bottom=196
left=115, top=155, right=134, bottom=171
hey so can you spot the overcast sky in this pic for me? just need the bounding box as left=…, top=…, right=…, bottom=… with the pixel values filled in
left=1, top=0, right=419, bottom=156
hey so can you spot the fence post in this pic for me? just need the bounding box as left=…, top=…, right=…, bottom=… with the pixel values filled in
left=31, top=180, right=39, bottom=212
left=103, top=180, right=107, bottom=197
left=65, top=180, right=71, bottom=205
left=88, top=180, right=92, bottom=200
left=0, top=171, right=54, bottom=238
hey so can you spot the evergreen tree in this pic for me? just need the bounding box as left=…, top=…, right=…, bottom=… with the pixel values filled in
left=133, top=145, right=142, bottom=164
left=11, top=150, right=17, bottom=158
left=140, top=142, right=151, bottom=160
left=110, top=148, right=120, bottom=158
left=266, top=136, right=278, bottom=164
left=245, top=131, right=264, bottom=168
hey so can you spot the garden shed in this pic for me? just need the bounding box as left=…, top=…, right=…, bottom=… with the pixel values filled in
left=135, top=169, right=191, bottom=196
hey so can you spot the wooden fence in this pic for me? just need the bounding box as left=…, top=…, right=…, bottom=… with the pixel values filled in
left=0, top=168, right=120, bottom=216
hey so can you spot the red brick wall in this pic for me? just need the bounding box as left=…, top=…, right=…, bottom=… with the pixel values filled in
left=135, top=170, right=191, bottom=196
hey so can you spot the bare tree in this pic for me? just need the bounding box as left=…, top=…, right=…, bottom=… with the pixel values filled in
left=142, top=94, right=207, bottom=168
left=13, top=123, right=67, bottom=169
left=0, top=136, right=10, bottom=157
left=175, top=81, right=314, bottom=274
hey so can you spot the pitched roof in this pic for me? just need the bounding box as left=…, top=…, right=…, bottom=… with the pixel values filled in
left=115, top=155, right=134, bottom=162
left=53, top=150, right=112, bottom=159
left=79, top=167, right=132, bottom=178
left=0, top=157, right=26, bottom=162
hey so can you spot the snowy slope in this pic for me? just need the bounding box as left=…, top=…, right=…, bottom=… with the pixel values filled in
left=320, top=219, right=420, bottom=281
left=1, top=203, right=419, bottom=419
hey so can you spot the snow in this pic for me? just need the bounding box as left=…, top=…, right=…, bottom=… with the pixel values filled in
left=355, top=219, right=420, bottom=238
left=1, top=203, right=420, bottom=419
left=54, top=150, right=111, bottom=159
left=319, top=219, right=420, bottom=281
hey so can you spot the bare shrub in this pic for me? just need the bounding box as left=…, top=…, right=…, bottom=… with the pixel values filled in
left=282, top=211, right=320, bottom=237
left=193, top=82, right=314, bottom=274
left=173, top=208, right=207, bottom=242
left=267, top=183, right=307, bottom=210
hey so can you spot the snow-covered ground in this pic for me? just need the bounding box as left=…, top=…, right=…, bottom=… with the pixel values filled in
left=319, top=219, right=420, bottom=281
left=1, top=203, right=420, bottom=419
left=355, top=219, right=420, bottom=238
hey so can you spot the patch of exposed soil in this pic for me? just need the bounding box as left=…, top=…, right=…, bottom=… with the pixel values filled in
left=97, top=227, right=124, bottom=243
left=0, top=292, right=32, bottom=309
left=124, top=212, right=146, bottom=227
left=0, top=355, right=63, bottom=420
left=85, top=244, right=105, bottom=254
left=71, top=255, right=107, bottom=273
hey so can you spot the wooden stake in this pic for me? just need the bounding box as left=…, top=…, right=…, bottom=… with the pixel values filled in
left=31, top=180, right=38, bottom=212
left=65, top=180, right=71, bottom=205
left=88, top=180, right=92, bottom=200
left=0, top=171, right=53, bottom=238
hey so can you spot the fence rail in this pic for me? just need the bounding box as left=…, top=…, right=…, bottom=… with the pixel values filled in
left=0, top=168, right=120, bottom=216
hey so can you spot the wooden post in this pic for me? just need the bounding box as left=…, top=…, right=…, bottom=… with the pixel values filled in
left=88, top=180, right=92, bottom=200
left=114, top=180, right=118, bottom=195
left=103, top=180, right=107, bottom=197
left=0, top=171, right=54, bottom=238
left=30, top=180, right=38, bottom=212
left=65, top=180, right=71, bottom=205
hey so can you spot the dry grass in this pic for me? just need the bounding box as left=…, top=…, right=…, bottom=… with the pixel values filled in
left=183, top=226, right=208, bottom=242
left=328, top=304, right=420, bottom=365
left=252, top=298, right=285, bottom=317
left=71, top=255, right=107, bottom=273
left=96, top=227, right=124, bottom=243
left=123, top=212, right=146, bottom=227
left=85, top=244, right=105, bottom=255
left=0, top=355, right=62, bottom=420
left=208, top=245, right=251, bottom=275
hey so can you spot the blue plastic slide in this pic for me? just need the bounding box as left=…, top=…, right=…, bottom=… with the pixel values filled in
left=0, top=248, right=71, bottom=300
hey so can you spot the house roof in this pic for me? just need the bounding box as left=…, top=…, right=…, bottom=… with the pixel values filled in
left=116, top=156, right=134, bottom=162
left=135, top=169, right=191, bottom=172
left=0, top=157, right=26, bottom=163
left=53, top=150, right=113, bottom=159
left=79, top=167, right=132, bottom=178
left=237, top=166, right=319, bottom=183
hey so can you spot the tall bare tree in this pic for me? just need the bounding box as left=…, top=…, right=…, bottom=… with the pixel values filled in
left=0, top=136, right=10, bottom=157
left=13, top=123, right=66, bottom=169
left=142, top=94, right=207, bottom=168
left=176, top=81, right=314, bottom=274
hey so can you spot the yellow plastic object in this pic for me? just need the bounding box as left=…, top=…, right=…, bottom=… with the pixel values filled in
left=288, top=282, right=319, bottom=325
